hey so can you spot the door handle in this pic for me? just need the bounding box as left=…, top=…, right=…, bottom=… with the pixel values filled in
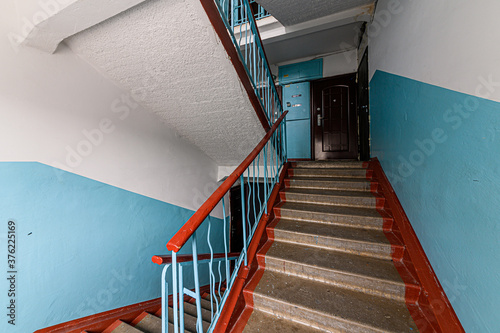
left=317, top=113, right=323, bottom=127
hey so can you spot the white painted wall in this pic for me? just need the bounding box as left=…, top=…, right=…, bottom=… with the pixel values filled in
left=0, top=2, right=219, bottom=212
left=369, top=0, right=500, bottom=102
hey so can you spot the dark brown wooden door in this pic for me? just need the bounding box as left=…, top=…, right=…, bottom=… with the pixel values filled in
left=312, top=74, right=358, bottom=160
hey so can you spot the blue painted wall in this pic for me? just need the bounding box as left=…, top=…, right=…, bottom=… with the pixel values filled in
left=370, top=70, right=500, bottom=332
left=0, top=162, right=223, bottom=333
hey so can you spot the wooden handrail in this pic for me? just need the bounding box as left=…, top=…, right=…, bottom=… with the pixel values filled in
left=152, top=252, right=241, bottom=265
left=167, top=110, right=288, bottom=252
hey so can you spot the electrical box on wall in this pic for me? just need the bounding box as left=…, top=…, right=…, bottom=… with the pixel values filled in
left=278, top=59, right=323, bottom=85
left=284, top=82, right=311, bottom=159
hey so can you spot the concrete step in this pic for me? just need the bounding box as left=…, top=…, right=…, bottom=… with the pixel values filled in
left=107, top=320, right=143, bottom=333
left=167, top=304, right=210, bottom=333
left=286, top=176, right=374, bottom=192
left=276, top=202, right=386, bottom=230
left=243, top=309, right=322, bottom=332
left=281, top=188, right=382, bottom=208
left=272, top=219, right=402, bottom=260
left=134, top=313, right=162, bottom=333
left=290, top=167, right=371, bottom=179
left=251, top=270, right=419, bottom=333
left=183, top=300, right=212, bottom=323
left=292, top=161, right=365, bottom=169
left=262, top=241, right=409, bottom=301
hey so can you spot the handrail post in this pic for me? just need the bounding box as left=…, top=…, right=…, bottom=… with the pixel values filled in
left=172, top=252, right=179, bottom=333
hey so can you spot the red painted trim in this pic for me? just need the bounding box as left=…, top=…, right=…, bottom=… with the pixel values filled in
left=152, top=252, right=240, bottom=265
left=130, top=311, right=150, bottom=327
left=101, top=320, right=123, bottom=333
left=198, top=0, right=270, bottom=132
left=167, top=111, right=288, bottom=252
left=367, top=158, right=465, bottom=333
left=34, top=298, right=161, bottom=333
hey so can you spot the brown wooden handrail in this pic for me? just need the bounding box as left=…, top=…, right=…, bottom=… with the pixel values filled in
left=167, top=110, right=288, bottom=252
left=152, top=252, right=241, bottom=265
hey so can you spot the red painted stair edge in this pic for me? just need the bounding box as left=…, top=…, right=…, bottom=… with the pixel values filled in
left=367, top=157, right=465, bottom=333
left=34, top=298, right=161, bottom=333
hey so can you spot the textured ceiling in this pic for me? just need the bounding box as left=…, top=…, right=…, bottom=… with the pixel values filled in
left=256, top=0, right=375, bottom=26
left=66, top=0, right=265, bottom=166
left=265, top=22, right=364, bottom=64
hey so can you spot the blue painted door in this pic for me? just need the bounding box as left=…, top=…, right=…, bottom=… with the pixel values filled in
left=284, top=82, right=311, bottom=159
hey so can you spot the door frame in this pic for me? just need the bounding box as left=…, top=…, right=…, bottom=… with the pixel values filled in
left=310, top=73, right=358, bottom=160
left=358, top=48, right=370, bottom=161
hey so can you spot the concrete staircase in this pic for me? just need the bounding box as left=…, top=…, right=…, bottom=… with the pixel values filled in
left=98, top=293, right=216, bottom=333
left=241, top=161, right=421, bottom=332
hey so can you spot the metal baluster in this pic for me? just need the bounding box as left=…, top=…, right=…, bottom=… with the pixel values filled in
left=161, top=264, right=171, bottom=333
left=222, top=197, right=230, bottom=291
left=172, top=252, right=179, bottom=333
left=240, top=174, right=248, bottom=266
left=178, top=265, right=185, bottom=332
left=263, top=145, right=268, bottom=213
left=252, top=159, right=257, bottom=235
left=218, top=261, right=222, bottom=298
left=191, top=232, right=203, bottom=333
left=207, top=219, right=218, bottom=320
left=246, top=168, right=252, bottom=245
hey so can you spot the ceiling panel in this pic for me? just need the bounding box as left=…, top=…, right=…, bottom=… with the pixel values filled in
left=256, top=0, right=374, bottom=26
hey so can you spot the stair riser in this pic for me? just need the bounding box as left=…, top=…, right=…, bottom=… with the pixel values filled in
left=289, top=169, right=371, bottom=179
left=277, top=208, right=384, bottom=230
left=291, top=161, right=367, bottom=169
left=263, top=256, right=406, bottom=302
left=281, top=192, right=377, bottom=209
left=252, top=296, right=387, bottom=333
left=168, top=306, right=210, bottom=332
left=286, top=179, right=374, bottom=192
left=273, top=229, right=393, bottom=260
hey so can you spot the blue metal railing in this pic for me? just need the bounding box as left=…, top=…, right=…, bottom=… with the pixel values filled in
left=218, top=0, right=271, bottom=29
left=216, top=0, right=282, bottom=125
left=153, top=1, right=285, bottom=332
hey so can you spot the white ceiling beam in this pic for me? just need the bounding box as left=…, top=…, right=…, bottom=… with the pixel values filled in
left=15, top=0, right=149, bottom=53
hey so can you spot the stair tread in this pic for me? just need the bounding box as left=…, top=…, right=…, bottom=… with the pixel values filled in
left=264, top=241, right=405, bottom=286
left=280, top=201, right=382, bottom=217
left=284, top=187, right=377, bottom=199
left=168, top=306, right=210, bottom=332
left=290, top=176, right=371, bottom=183
left=293, top=161, right=365, bottom=168
left=134, top=313, right=161, bottom=333
left=109, top=321, right=143, bottom=333
left=252, top=270, right=418, bottom=332
left=291, top=168, right=368, bottom=178
left=243, top=309, right=322, bottom=332
left=274, top=219, right=393, bottom=246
